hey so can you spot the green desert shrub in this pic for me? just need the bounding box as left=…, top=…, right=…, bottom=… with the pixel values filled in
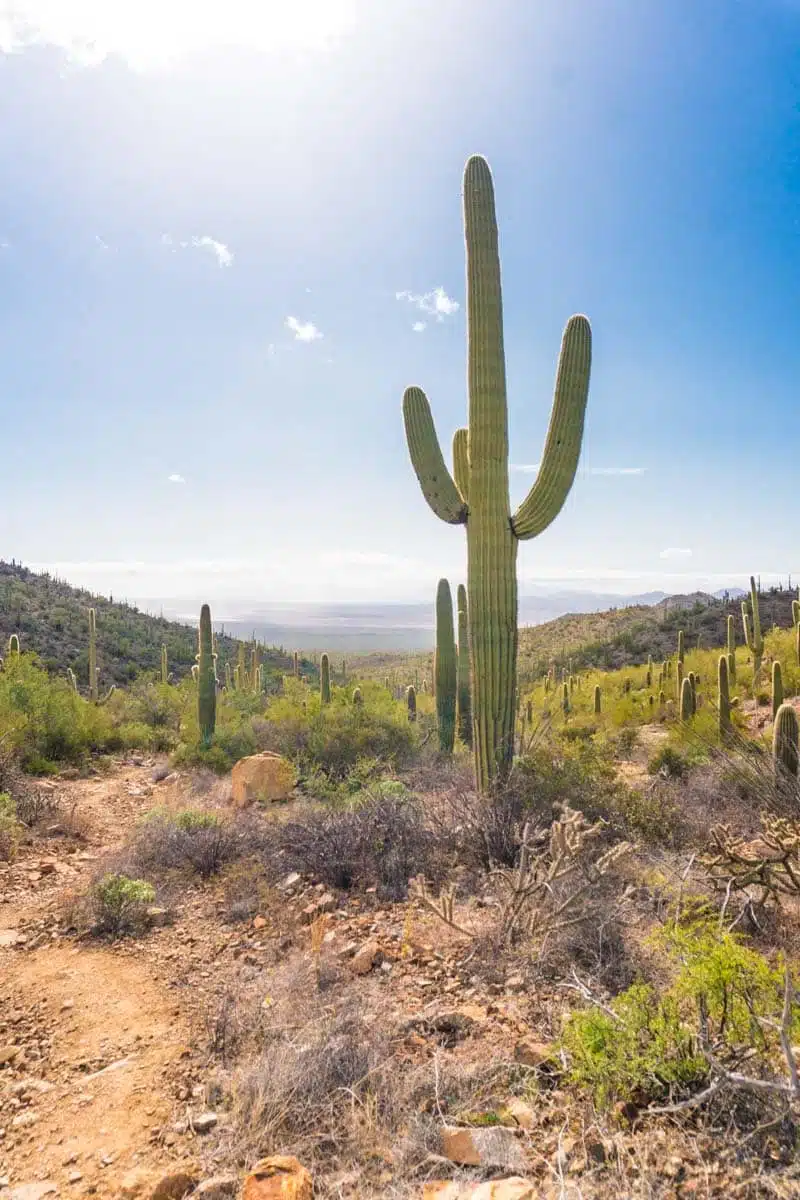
left=562, top=921, right=798, bottom=1107
left=647, top=744, right=688, bottom=779
left=90, top=873, right=155, bottom=937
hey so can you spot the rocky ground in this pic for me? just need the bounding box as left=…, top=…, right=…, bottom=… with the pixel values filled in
left=1, top=761, right=797, bottom=1200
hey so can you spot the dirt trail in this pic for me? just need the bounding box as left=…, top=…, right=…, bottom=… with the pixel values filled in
left=0, top=766, right=199, bottom=1198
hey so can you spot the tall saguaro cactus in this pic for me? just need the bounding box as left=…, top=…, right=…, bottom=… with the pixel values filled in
left=434, top=579, right=457, bottom=754
left=456, top=584, right=472, bottom=747
left=718, top=654, right=732, bottom=738
left=320, top=653, right=331, bottom=705
left=773, top=703, right=799, bottom=779
left=402, top=155, right=591, bottom=791
left=161, top=644, right=169, bottom=685
left=773, top=661, right=784, bottom=719
left=88, top=608, right=98, bottom=702
left=197, top=604, right=217, bottom=748
left=726, top=614, right=736, bottom=682
left=742, top=575, right=764, bottom=685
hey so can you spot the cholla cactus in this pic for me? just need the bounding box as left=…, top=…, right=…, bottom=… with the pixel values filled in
left=773, top=661, right=784, bottom=720
left=320, top=653, right=331, bottom=705
left=402, top=156, right=591, bottom=791
left=742, top=575, right=764, bottom=685
left=773, top=703, right=799, bottom=779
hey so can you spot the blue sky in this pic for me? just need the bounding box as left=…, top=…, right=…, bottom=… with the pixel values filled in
left=1, top=0, right=799, bottom=606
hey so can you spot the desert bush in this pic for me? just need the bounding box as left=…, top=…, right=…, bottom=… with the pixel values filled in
left=90, top=873, right=155, bottom=937
left=647, top=744, right=688, bottom=778
left=613, top=783, right=683, bottom=845
left=514, top=738, right=626, bottom=828
left=131, top=807, right=245, bottom=879
left=0, top=792, right=21, bottom=861
left=562, top=920, right=799, bottom=1111
left=277, top=785, right=445, bottom=899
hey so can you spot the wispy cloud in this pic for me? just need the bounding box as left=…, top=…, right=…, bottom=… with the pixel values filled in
left=94, top=235, right=110, bottom=251
left=509, top=464, right=646, bottom=476
left=660, top=547, right=693, bottom=560
left=286, top=316, right=323, bottom=342
left=167, top=473, right=186, bottom=484
left=396, top=287, right=460, bottom=322
left=412, top=321, right=427, bottom=333
left=160, top=233, right=232, bottom=267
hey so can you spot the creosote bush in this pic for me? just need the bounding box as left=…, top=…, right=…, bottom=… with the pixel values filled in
left=130, top=807, right=245, bottom=880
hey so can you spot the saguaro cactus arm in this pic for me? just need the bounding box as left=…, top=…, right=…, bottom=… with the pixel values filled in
left=452, top=428, right=470, bottom=504
left=511, top=316, right=592, bottom=540
left=403, top=388, right=467, bottom=524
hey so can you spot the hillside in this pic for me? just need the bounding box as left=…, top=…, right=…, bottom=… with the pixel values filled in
left=0, top=561, right=307, bottom=690
left=518, top=586, right=799, bottom=681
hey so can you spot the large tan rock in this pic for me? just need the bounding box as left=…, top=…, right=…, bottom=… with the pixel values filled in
left=241, top=1157, right=312, bottom=1200
left=440, top=1126, right=527, bottom=1172
left=231, top=753, right=295, bottom=808
left=423, top=1180, right=536, bottom=1200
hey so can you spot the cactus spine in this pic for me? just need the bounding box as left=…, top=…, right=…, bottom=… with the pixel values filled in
left=407, top=684, right=417, bottom=722
left=772, top=661, right=784, bottom=719
left=718, top=654, right=731, bottom=738
left=456, top=584, right=472, bottom=747
left=434, top=579, right=457, bottom=754
left=679, top=676, right=693, bottom=721
left=594, top=685, right=601, bottom=714
left=161, top=644, right=168, bottom=685
left=402, top=156, right=590, bottom=791
left=197, top=604, right=217, bottom=748
left=320, top=653, right=331, bottom=705
left=773, top=703, right=799, bottom=778
left=742, top=575, right=764, bottom=684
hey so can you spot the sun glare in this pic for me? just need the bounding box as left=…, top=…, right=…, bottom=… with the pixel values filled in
left=0, top=0, right=357, bottom=68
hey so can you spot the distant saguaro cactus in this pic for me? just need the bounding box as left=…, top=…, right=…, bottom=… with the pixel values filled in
left=742, top=575, right=764, bottom=685
left=320, top=653, right=331, bottom=705
left=680, top=676, right=694, bottom=722
left=727, top=614, right=737, bottom=682
left=407, top=684, right=417, bottom=722
left=197, top=604, right=217, bottom=748
left=7, top=634, right=19, bottom=655
left=773, top=703, right=799, bottom=779
left=718, top=654, right=732, bottom=738
left=594, top=685, right=601, bottom=714
left=434, top=579, right=457, bottom=755
left=562, top=681, right=570, bottom=715
left=772, top=661, right=784, bottom=719
left=402, top=155, right=591, bottom=791
left=161, top=644, right=168, bottom=685
left=456, top=584, right=472, bottom=747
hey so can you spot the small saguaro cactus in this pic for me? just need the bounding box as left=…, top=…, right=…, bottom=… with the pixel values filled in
left=456, top=584, right=472, bottom=748
left=526, top=699, right=533, bottom=724
left=67, top=667, right=78, bottom=693
left=197, top=604, right=217, bottom=748
left=237, top=643, right=247, bottom=690
left=594, top=685, right=601, bottom=714
left=562, top=681, right=570, bottom=715
left=680, top=676, right=694, bottom=721
left=688, top=671, right=697, bottom=714
left=726, top=614, right=737, bottom=682
left=293, top=651, right=299, bottom=678
left=434, top=579, right=457, bottom=755
left=224, top=662, right=232, bottom=690
left=342, top=657, right=347, bottom=681
left=88, top=608, right=98, bottom=702
left=161, top=644, right=168, bottom=685
left=718, top=654, right=732, bottom=738
left=677, top=630, right=685, bottom=666
left=659, top=689, right=666, bottom=708
left=407, top=684, right=417, bottom=722
left=772, top=661, right=784, bottom=719
left=7, top=634, right=19, bottom=655
left=742, top=575, right=764, bottom=685
left=773, top=702, right=799, bottom=779
left=402, top=155, right=591, bottom=792
left=352, top=687, right=363, bottom=706
left=320, top=653, right=331, bottom=705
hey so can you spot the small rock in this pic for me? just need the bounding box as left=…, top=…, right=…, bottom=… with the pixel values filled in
left=8, top=1186, right=58, bottom=1200
left=67, top=1173, right=82, bottom=1185
left=252, top=916, right=267, bottom=931
left=191, top=1112, right=218, bottom=1134
left=11, top=1111, right=38, bottom=1129
left=278, top=872, right=301, bottom=892
left=348, top=940, right=379, bottom=976
left=119, top=1170, right=153, bottom=1198
left=513, top=1039, right=552, bottom=1068
left=242, top=1157, right=312, bottom=1200
left=504, top=1098, right=535, bottom=1130
left=423, top=1180, right=537, bottom=1199
left=146, top=907, right=169, bottom=928
left=60, top=1000, right=74, bottom=1012
left=505, top=973, right=525, bottom=991
left=193, top=1176, right=238, bottom=1200
left=440, top=1127, right=527, bottom=1172
left=151, top=1171, right=198, bottom=1200
left=0, top=1046, right=20, bottom=1066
